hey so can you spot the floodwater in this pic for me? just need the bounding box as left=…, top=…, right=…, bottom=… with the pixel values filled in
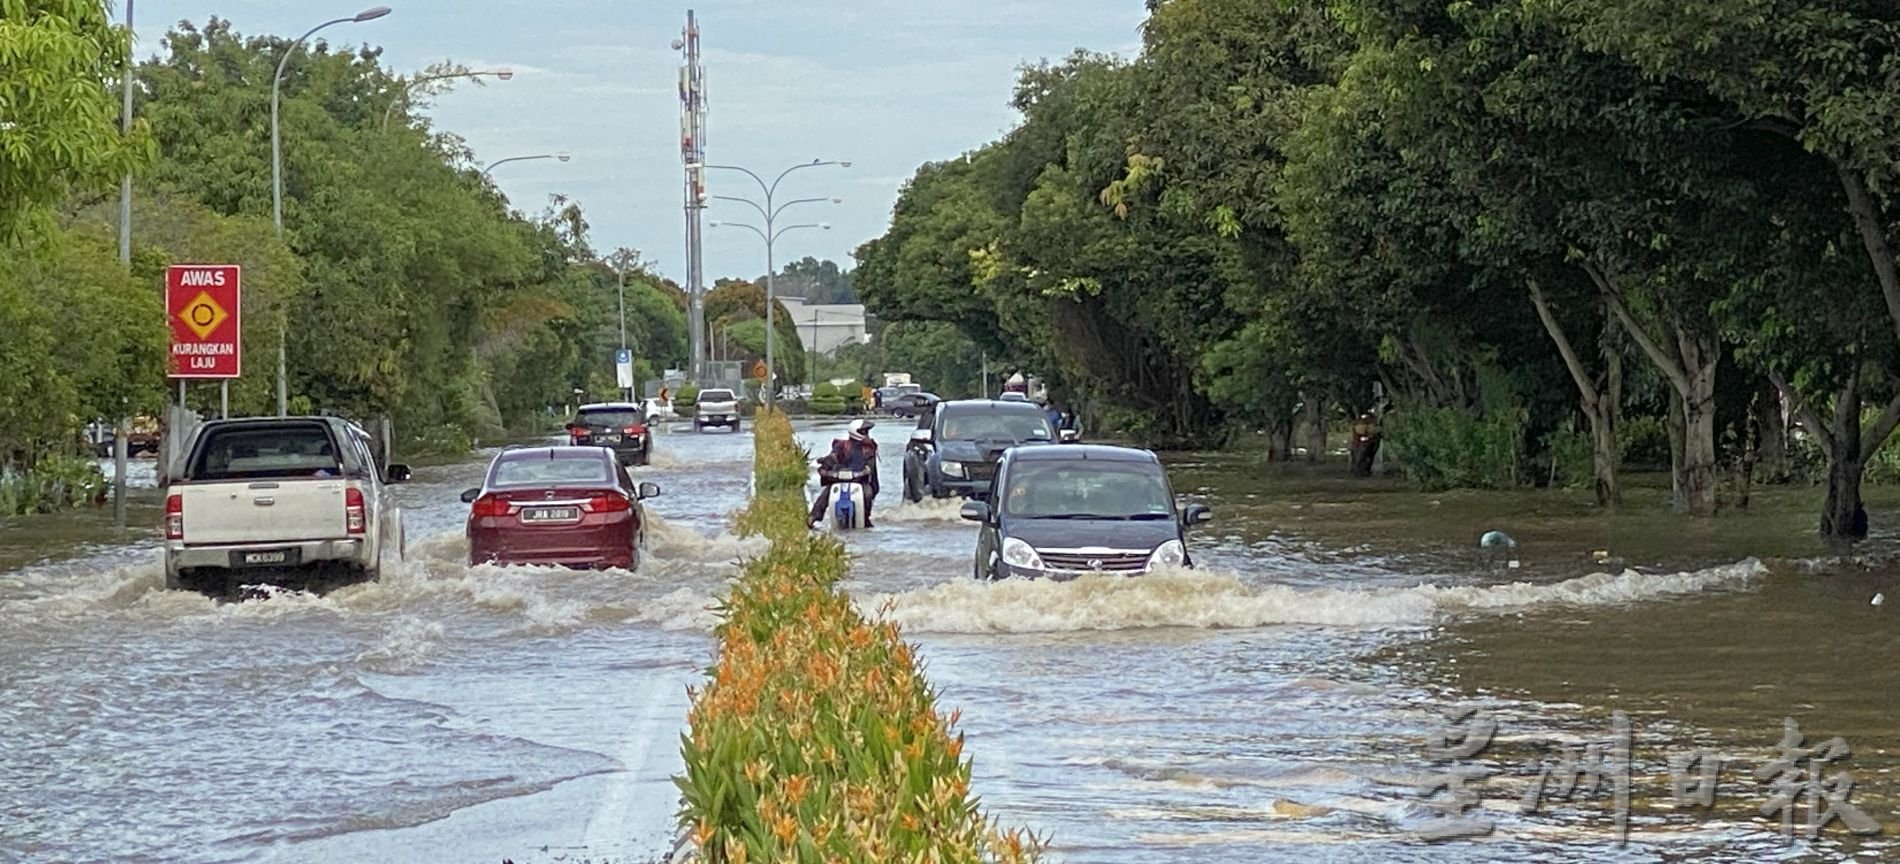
left=3, top=423, right=1896, bottom=863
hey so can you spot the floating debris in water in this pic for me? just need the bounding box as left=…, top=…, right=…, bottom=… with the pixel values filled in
left=1480, top=530, right=1516, bottom=549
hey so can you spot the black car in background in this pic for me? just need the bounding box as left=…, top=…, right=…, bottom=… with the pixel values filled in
left=903, top=399, right=1055, bottom=501
left=885, top=391, right=940, bottom=419
left=959, top=444, right=1211, bottom=581
left=566, top=402, right=652, bottom=466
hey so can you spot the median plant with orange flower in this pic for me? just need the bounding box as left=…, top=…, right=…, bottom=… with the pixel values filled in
left=678, top=410, right=1044, bottom=862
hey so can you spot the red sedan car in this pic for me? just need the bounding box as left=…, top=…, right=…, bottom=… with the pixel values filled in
left=463, top=446, right=660, bottom=569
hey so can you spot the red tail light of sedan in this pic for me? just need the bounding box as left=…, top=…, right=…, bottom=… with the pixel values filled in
left=463, top=447, right=660, bottom=570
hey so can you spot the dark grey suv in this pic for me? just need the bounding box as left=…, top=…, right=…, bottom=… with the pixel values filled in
left=902, top=399, right=1055, bottom=501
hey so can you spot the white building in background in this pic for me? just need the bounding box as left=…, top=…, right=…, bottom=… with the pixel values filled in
left=778, top=297, right=869, bottom=355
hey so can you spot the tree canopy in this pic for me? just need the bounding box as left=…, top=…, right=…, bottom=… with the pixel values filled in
left=855, top=0, right=1900, bottom=536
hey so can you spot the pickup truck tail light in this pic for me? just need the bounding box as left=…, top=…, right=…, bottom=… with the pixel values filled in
left=470, top=494, right=512, bottom=518
left=345, top=488, right=366, bottom=534
left=584, top=493, right=632, bottom=513
left=165, top=494, right=183, bottom=540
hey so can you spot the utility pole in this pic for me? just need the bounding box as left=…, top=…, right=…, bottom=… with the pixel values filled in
left=113, top=0, right=134, bottom=529
left=616, top=253, right=630, bottom=402
left=675, top=11, right=708, bottom=383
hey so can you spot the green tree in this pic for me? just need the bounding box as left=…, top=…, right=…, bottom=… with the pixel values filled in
left=0, top=0, right=152, bottom=240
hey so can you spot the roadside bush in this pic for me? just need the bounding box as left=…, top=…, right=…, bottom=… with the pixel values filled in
left=402, top=423, right=475, bottom=460
left=1541, top=421, right=1594, bottom=489
left=1383, top=405, right=1524, bottom=491
left=680, top=410, right=1043, bottom=863
left=809, top=382, right=846, bottom=415
left=0, top=455, right=108, bottom=515
left=1618, top=414, right=1671, bottom=468
left=677, top=383, right=701, bottom=410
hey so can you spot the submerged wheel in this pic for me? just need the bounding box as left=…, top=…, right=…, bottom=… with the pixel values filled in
left=903, top=465, right=923, bottom=503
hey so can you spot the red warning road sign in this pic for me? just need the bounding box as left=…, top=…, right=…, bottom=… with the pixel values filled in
left=167, top=264, right=241, bottom=379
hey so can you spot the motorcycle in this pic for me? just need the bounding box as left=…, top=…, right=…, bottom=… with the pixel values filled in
left=817, top=466, right=872, bottom=531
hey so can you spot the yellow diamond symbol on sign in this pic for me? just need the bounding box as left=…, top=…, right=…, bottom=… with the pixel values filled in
left=179, top=291, right=229, bottom=340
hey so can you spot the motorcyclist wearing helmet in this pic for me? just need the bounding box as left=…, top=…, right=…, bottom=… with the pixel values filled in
left=810, top=419, right=880, bottom=528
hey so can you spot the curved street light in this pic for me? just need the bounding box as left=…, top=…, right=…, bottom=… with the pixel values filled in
left=271, top=4, right=391, bottom=416
left=481, top=152, right=571, bottom=179
left=382, top=68, right=513, bottom=131
left=702, top=159, right=848, bottom=407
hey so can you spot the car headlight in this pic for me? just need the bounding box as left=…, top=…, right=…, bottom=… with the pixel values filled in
left=940, top=460, right=965, bottom=478
left=1147, top=540, right=1186, bottom=569
left=1001, top=537, right=1044, bottom=570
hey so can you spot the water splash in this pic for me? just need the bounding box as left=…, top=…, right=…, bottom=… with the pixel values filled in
left=861, top=559, right=1767, bottom=633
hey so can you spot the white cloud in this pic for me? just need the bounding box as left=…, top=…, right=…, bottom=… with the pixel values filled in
left=134, top=0, right=1150, bottom=279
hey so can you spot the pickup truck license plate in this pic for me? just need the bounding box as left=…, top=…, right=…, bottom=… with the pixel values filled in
left=232, top=548, right=298, bottom=567
left=521, top=506, right=580, bottom=523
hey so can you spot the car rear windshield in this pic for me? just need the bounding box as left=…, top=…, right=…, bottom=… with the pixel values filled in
left=576, top=408, right=642, bottom=427
left=492, top=454, right=613, bottom=486
left=1001, top=461, right=1173, bottom=518
left=698, top=389, right=735, bottom=402
left=941, top=410, right=1052, bottom=442
left=191, top=424, right=343, bottom=481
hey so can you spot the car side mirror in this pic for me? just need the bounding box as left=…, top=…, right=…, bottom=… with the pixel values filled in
left=960, top=501, right=990, bottom=523
left=1058, top=429, right=1079, bottom=444
left=385, top=463, right=412, bottom=484
left=910, top=429, right=933, bottom=446
left=1182, top=503, right=1212, bottom=526
left=460, top=488, right=481, bottom=504
left=637, top=481, right=661, bottom=500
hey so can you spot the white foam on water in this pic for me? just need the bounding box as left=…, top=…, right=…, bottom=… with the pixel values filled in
left=879, top=497, right=973, bottom=525
left=642, top=511, right=764, bottom=563
left=861, top=559, right=1768, bottom=634
left=354, top=616, right=448, bottom=674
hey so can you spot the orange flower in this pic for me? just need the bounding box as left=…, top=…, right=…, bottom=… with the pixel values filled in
left=784, top=773, right=811, bottom=804
left=772, top=810, right=798, bottom=844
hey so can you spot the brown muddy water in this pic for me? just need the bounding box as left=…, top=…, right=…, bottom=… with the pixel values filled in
left=1, top=429, right=1895, bottom=863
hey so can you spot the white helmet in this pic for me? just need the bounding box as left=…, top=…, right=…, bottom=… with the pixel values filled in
left=848, top=419, right=874, bottom=441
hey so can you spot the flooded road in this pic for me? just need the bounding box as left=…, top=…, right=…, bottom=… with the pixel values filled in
left=3, top=423, right=1896, bottom=862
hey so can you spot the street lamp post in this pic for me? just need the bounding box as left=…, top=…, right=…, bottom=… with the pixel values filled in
left=382, top=68, right=512, bottom=131
left=701, top=159, right=848, bottom=409
left=272, top=5, right=391, bottom=417
left=481, top=152, right=571, bottom=179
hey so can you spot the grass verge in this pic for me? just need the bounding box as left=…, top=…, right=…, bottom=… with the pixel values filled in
left=676, top=409, right=1043, bottom=863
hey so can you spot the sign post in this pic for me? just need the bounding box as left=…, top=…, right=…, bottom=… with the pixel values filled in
left=167, top=265, right=242, bottom=418
left=615, top=348, right=634, bottom=399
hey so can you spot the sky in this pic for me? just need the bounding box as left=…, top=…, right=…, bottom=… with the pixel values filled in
left=130, top=0, right=1149, bottom=285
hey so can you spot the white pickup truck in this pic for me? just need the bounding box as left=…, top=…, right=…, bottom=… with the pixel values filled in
left=164, top=416, right=409, bottom=593
left=693, top=388, right=742, bottom=432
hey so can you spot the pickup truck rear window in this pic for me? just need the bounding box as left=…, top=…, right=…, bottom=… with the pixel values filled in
left=698, top=390, right=735, bottom=403
left=575, top=409, right=643, bottom=427
left=191, top=425, right=342, bottom=481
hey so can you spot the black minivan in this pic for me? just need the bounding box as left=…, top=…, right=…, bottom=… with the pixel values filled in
left=958, top=444, right=1211, bottom=580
